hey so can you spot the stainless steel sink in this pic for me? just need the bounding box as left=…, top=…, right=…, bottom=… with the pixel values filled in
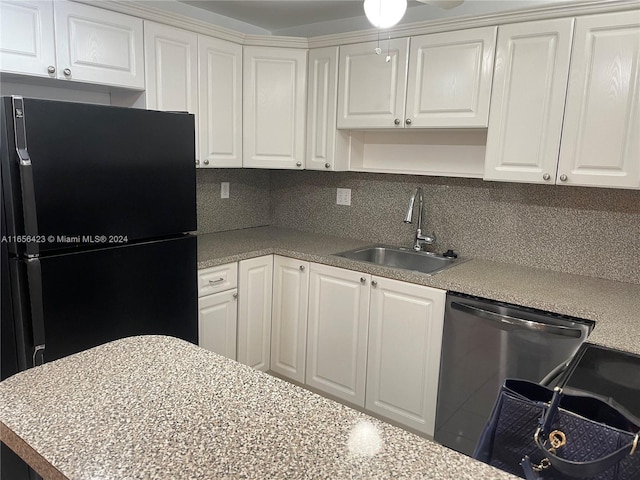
left=334, top=246, right=462, bottom=276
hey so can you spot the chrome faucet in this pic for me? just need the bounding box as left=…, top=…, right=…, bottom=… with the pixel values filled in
left=404, top=187, right=436, bottom=251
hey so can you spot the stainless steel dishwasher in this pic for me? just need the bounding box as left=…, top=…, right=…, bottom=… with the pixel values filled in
left=434, top=292, right=594, bottom=456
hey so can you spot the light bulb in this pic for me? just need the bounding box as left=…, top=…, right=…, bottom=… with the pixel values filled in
left=364, top=0, right=407, bottom=29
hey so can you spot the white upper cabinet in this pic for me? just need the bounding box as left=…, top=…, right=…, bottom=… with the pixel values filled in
left=306, top=47, right=350, bottom=171
left=366, top=277, right=445, bottom=436
left=1, top=0, right=143, bottom=89
left=198, top=35, right=242, bottom=168
left=243, top=46, right=307, bottom=169
left=406, top=27, right=496, bottom=128
left=484, top=18, right=574, bottom=184
left=337, top=28, right=496, bottom=129
left=54, top=1, right=144, bottom=89
left=337, top=38, right=409, bottom=129
left=306, top=264, right=370, bottom=407
left=558, top=11, right=640, bottom=189
left=144, top=22, right=198, bottom=113
left=0, top=0, right=56, bottom=78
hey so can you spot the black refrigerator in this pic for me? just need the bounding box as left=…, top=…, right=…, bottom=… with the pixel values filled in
left=1, top=97, right=198, bottom=479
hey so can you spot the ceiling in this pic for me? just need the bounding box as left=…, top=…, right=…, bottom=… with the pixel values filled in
left=179, top=0, right=571, bottom=35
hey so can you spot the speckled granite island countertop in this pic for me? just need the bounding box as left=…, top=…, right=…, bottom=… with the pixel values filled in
left=0, top=336, right=519, bottom=480
left=198, top=227, right=640, bottom=356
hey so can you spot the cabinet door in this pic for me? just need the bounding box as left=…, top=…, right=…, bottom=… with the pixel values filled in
left=0, top=0, right=56, bottom=78
left=406, top=27, right=496, bottom=128
left=198, top=35, right=242, bottom=168
left=306, top=47, right=350, bottom=171
left=53, top=1, right=144, bottom=89
left=198, top=289, right=237, bottom=360
left=484, top=19, right=574, bottom=184
left=243, top=46, right=307, bottom=169
left=337, top=38, right=410, bottom=129
left=366, top=277, right=445, bottom=436
left=144, top=22, right=198, bottom=112
left=306, top=264, right=370, bottom=406
left=238, top=256, right=273, bottom=372
left=558, top=11, right=640, bottom=189
left=270, top=256, right=309, bottom=382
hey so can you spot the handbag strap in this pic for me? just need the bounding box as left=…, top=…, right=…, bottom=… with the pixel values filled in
left=535, top=428, right=639, bottom=478
left=520, top=456, right=542, bottom=480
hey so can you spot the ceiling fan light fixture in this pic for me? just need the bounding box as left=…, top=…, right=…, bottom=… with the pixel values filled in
left=363, top=0, right=408, bottom=29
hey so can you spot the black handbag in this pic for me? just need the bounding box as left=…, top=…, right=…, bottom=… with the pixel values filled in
left=473, top=379, right=640, bottom=479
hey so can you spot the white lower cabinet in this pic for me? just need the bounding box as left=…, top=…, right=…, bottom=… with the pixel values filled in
left=198, top=288, right=237, bottom=360
left=270, top=256, right=309, bottom=383
left=306, top=264, right=370, bottom=406
left=274, top=258, right=445, bottom=434
left=198, top=263, right=238, bottom=360
left=197, top=255, right=446, bottom=436
left=237, top=256, right=273, bottom=371
left=366, top=277, right=445, bottom=436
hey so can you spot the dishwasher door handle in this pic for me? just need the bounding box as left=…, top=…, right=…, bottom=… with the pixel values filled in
left=450, top=302, right=583, bottom=338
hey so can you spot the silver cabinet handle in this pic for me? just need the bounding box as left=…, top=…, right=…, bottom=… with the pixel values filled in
left=559, top=174, right=568, bottom=182
left=450, top=302, right=583, bottom=338
left=203, top=159, right=210, bottom=166
left=394, top=118, right=400, bottom=125
left=296, top=161, right=302, bottom=167
left=542, top=173, right=551, bottom=181
left=299, top=265, right=305, bottom=271
left=195, top=159, right=200, bottom=166
left=360, top=277, right=366, bottom=284
left=405, top=118, right=412, bottom=125
left=63, top=68, right=71, bottom=77
left=208, top=277, right=225, bottom=286
left=232, top=293, right=238, bottom=299
left=325, top=163, right=330, bottom=169
left=47, top=65, right=56, bottom=74
left=371, top=280, right=377, bottom=288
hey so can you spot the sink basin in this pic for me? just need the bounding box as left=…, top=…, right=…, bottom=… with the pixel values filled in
left=334, top=246, right=462, bottom=276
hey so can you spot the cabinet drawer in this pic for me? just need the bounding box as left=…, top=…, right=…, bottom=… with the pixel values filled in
left=198, top=263, right=238, bottom=297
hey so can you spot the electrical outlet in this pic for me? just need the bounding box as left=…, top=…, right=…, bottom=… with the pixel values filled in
left=221, top=182, right=230, bottom=199
left=336, top=188, right=351, bottom=206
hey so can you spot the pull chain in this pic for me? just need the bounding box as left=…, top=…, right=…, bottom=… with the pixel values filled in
left=386, top=34, right=391, bottom=62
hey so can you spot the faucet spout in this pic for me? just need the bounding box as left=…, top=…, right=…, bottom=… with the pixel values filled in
left=404, top=187, right=435, bottom=251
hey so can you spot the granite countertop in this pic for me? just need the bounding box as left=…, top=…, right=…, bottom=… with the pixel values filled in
left=0, top=336, right=519, bottom=480
left=198, top=226, right=640, bottom=356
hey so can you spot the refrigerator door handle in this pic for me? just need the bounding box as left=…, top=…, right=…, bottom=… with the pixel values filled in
left=12, top=96, right=40, bottom=257
left=26, top=257, right=46, bottom=366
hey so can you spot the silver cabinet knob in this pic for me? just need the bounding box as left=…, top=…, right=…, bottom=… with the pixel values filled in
left=232, top=292, right=238, bottom=299
left=360, top=277, right=366, bottom=284
left=296, top=161, right=302, bottom=167
left=394, top=118, right=400, bottom=126
left=195, top=159, right=200, bottom=166
left=371, top=280, right=377, bottom=288
left=405, top=118, right=412, bottom=125
left=542, top=173, right=551, bottom=181
left=325, top=163, right=330, bottom=169
left=203, top=159, right=210, bottom=166
left=47, top=65, right=56, bottom=74
left=299, top=265, right=305, bottom=271
left=63, top=68, right=71, bottom=77
left=559, top=174, right=568, bottom=182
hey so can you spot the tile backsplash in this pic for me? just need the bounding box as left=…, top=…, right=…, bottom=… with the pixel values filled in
left=269, top=171, right=640, bottom=284
left=197, top=169, right=640, bottom=284
left=196, top=169, right=270, bottom=234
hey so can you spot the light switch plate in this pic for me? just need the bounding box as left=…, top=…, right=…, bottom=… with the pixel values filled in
left=336, top=188, right=351, bottom=206
left=221, top=182, right=230, bottom=199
